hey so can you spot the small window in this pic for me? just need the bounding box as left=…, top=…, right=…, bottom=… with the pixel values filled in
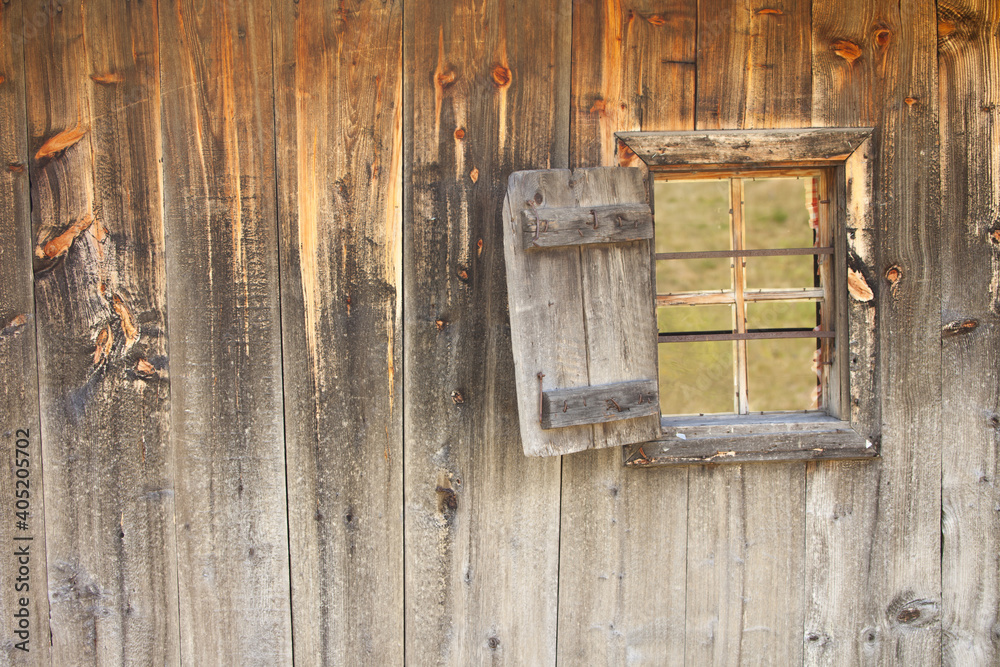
left=654, top=172, right=832, bottom=417
left=501, top=128, right=880, bottom=465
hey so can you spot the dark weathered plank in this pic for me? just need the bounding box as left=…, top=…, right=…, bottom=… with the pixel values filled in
left=159, top=0, right=291, bottom=661
left=617, top=128, right=873, bottom=167
left=541, top=379, right=658, bottom=429
left=0, top=3, right=51, bottom=662
left=805, top=1, right=942, bottom=663
left=518, top=202, right=652, bottom=249
left=404, top=0, right=567, bottom=661
left=21, top=0, right=177, bottom=661
left=684, top=0, right=813, bottom=662
left=938, top=1, right=1000, bottom=662
left=625, top=430, right=874, bottom=467
left=557, top=1, right=695, bottom=663
left=272, top=0, right=404, bottom=662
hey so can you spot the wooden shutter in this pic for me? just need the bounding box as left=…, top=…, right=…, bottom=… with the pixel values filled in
left=502, top=167, right=660, bottom=456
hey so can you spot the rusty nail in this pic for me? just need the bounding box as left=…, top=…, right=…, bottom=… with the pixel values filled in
left=537, top=373, right=545, bottom=420
left=616, top=215, right=623, bottom=228
left=591, top=210, right=599, bottom=229
left=562, top=400, right=568, bottom=413
left=607, top=398, right=622, bottom=412
left=529, top=201, right=541, bottom=241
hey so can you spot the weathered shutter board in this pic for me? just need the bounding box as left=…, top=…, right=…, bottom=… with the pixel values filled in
left=519, top=203, right=652, bottom=248
left=504, top=167, right=660, bottom=456
left=540, top=379, right=658, bottom=429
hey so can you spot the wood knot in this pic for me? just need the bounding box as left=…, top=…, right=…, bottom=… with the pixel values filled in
left=0, top=75, right=5, bottom=85
left=469, top=167, right=479, bottom=183
left=896, top=607, right=920, bottom=623
left=904, top=97, right=917, bottom=107
left=874, top=28, right=892, bottom=48
left=487, top=636, right=500, bottom=650
left=491, top=64, right=511, bottom=88
left=990, top=228, right=1000, bottom=245
left=435, top=318, right=447, bottom=331
left=476, top=239, right=484, bottom=256
left=831, top=39, right=862, bottom=63
left=7, top=163, right=25, bottom=173
left=451, top=390, right=464, bottom=404
left=436, top=486, right=458, bottom=511
left=885, top=265, right=901, bottom=285
left=589, top=98, right=607, bottom=117
left=435, top=68, right=457, bottom=90
left=453, top=127, right=465, bottom=140
left=942, top=318, right=978, bottom=337
left=756, top=8, right=783, bottom=15
left=938, top=20, right=956, bottom=38
left=646, top=14, right=666, bottom=25
left=456, top=266, right=470, bottom=283
left=90, top=72, right=124, bottom=85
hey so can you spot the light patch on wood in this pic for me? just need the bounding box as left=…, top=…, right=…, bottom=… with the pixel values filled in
left=831, top=39, right=862, bottom=64
left=433, top=28, right=455, bottom=144
left=93, top=323, right=112, bottom=365
left=112, top=294, right=140, bottom=349
left=385, top=73, right=403, bottom=415
left=494, top=40, right=510, bottom=154
left=91, top=72, right=124, bottom=85
left=35, top=124, right=88, bottom=160
left=36, top=212, right=96, bottom=259
left=136, top=358, right=156, bottom=376
left=597, top=0, right=628, bottom=164
left=847, top=268, right=874, bottom=301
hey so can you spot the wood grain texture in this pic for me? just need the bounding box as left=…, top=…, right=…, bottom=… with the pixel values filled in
left=159, top=0, right=291, bottom=662
left=557, top=1, right=694, bottom=663
left=806, top=1, right=942, bottom=663
left=0, top=2, right=51, bottom=661
left=404, top=0, right=568, bottom=661
left=684, top=0, right=813, bottom=663
left=697, top=0, right=811, bottom=130
left=272, top=0, right=404, bottom=662
left=938, top=1, right=1000, bottom=663
left=22, top=0, right=178, bottom=661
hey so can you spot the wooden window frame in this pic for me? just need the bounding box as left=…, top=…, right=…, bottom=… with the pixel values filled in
left=616, top=128, right=880, bottom=466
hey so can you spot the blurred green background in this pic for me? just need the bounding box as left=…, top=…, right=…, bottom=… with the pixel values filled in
left=654, top=177, right=821, bottom=416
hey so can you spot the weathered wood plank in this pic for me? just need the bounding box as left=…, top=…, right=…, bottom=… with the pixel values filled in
left=617, top=128, right=873, bottom=167
left=22, top=0, right=177, bottom=661
left=625, top=430, right=874, bottom=467
left=557, top=1, right=694, bottom=663
left=404, top=0, right=567, bottom=661
left=518, top=202, right=652, bottom=249
left=684, top=0, right=812, bottom=662
left=0, top=3, right=51, bottom=661
left=541, top=379, right=658, bottom=430
left=159, top=0, right=291, bottom=662
left=805, top=1, right=942, bottom=663
left=272, top=0, right=404, bottom=662
left=938, top=1, right=1000, bottom=663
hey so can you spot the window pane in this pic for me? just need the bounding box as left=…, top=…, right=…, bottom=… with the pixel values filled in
left=657, top=257, right=731, bottom=293
left=654, top=179, right=730, bottom=253
left=659, top=341, right=734, bottom=415
left=746, top=338, right=820, bottom=412
left=743, top=177, right=815, bottom=250
left=745, top=301, right=818, bottom=330
left=745, top=255, right=816, bottom=289
left=658, top=305, right=733, bottom=333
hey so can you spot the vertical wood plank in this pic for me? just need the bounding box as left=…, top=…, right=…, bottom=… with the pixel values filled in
left=685, top=0, right=811, bottom=663
left=404, top=0, right=568, bottom=662
left=0, top=1, right=51, bottom=661
left=806, top=0, right=942, bottom=663
left=21, top=0, right=177, bottom=661
left=272, top=0, right=404, bottom=662
left=159, top=0, right=291, bottom=662
left=558, top=1, right=694, bottom=663
left=938, top=1, right=1000, bottom=663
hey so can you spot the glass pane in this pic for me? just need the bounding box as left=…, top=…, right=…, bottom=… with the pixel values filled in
left=745, top=255, right=816, bottom=289
left=657, top=257, right=731, bottom=293
left=743, top=177, right=815, bottom=250
left=658, top=305, right=733, bottom=333
left=659, top=341, right=734, bottom=415
left=745, top=301, right=818, bottom=330
left=746, top=338, right=820, bottom=412
left=654, top=179, right=730, bottom=253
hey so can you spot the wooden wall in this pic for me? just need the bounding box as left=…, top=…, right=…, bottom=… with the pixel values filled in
left=0, top=0, right=996, bottom=664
